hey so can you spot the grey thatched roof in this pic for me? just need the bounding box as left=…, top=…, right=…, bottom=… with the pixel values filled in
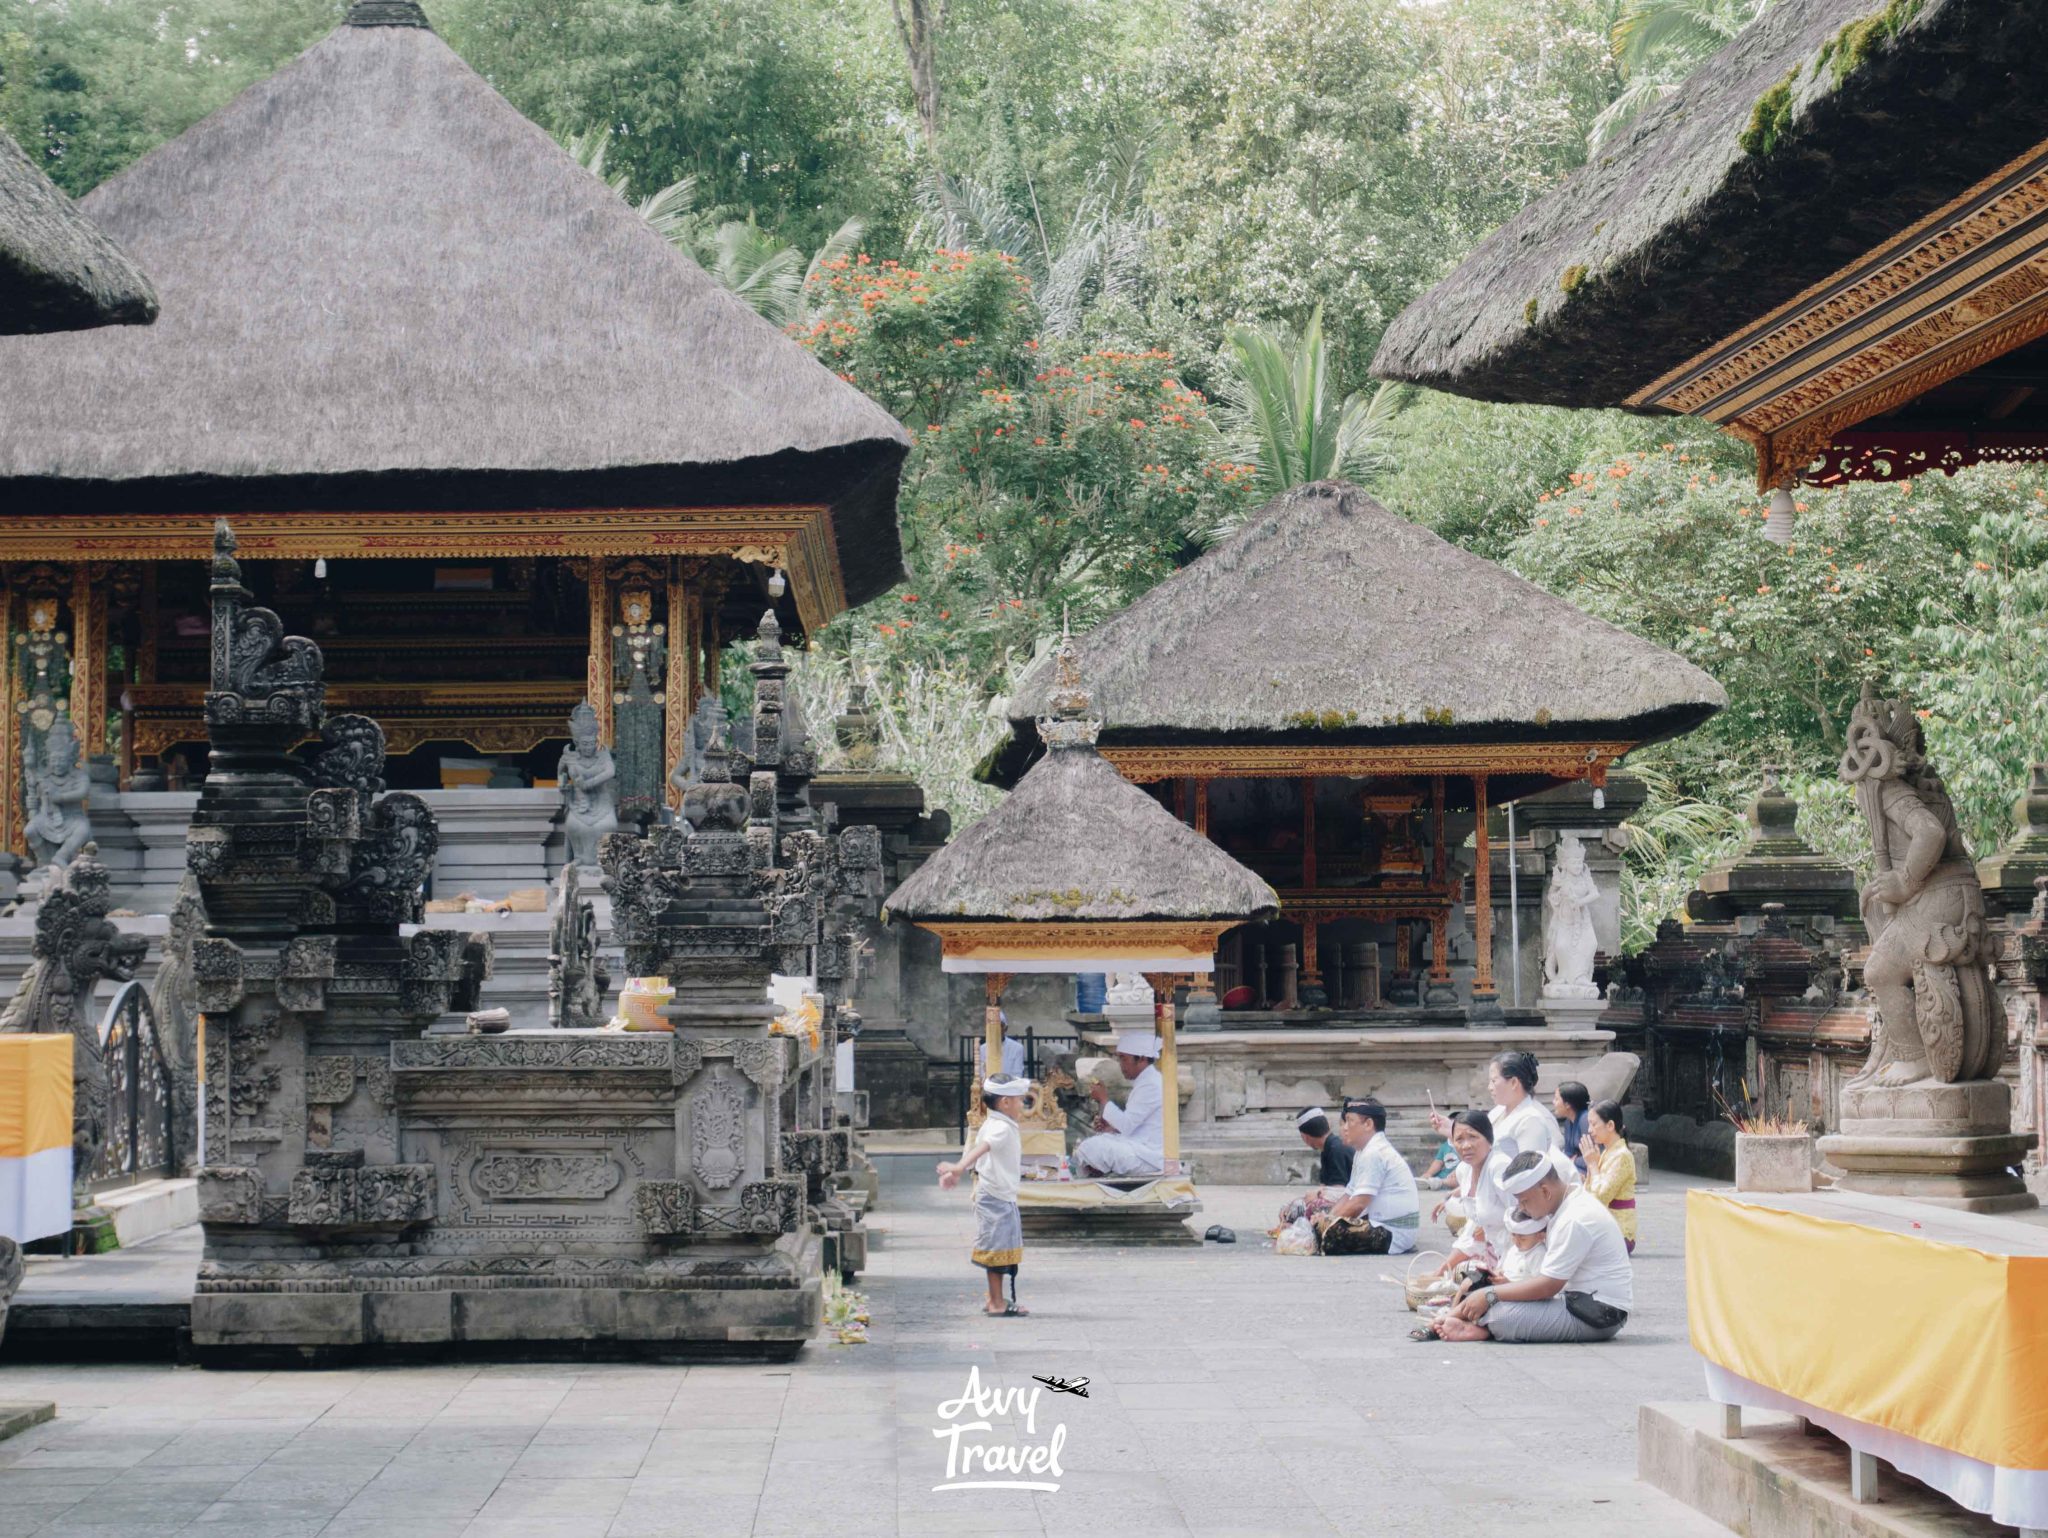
left=0, top=1, right=908, bottom=605
left=1371, top=0, right=2048, bottom=407
left=0, top=128, right=156, bottom=335
left=885, top=742, right=1279, bottom=925
left=1001, top=481, right=1724, bottom=756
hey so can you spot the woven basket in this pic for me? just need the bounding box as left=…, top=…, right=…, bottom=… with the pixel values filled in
left=1402, top=1251, right=1456, bottom=1311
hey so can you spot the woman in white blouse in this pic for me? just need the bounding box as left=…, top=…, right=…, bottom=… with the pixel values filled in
left=1419, top=1108, right=1512, bottom=1276
left=1483, top=1050, right=1561, bottom=1162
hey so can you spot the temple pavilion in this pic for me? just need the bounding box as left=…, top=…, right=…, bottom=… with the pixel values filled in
left=1373, top=0, right=2048, bottom=494
left=0, top=0, right=906, bottom=858
left=997, top=481, right=1724, bottom=1020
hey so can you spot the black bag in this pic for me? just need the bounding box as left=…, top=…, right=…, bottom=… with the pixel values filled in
left=1563, top=1291, right=1628, bottom=1330
left=1314, top=1215, right=1393, bottom=1256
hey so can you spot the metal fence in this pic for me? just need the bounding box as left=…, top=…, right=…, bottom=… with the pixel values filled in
left=90, top=981, right=177, bottom=1191
left=952, top=1029, right=1081, bottom=1140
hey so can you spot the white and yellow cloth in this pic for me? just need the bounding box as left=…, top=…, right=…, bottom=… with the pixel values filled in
left=0, top=1034, right=73, bottom=1242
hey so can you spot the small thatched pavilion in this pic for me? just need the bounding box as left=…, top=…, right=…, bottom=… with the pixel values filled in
left=1372, top=0, right=2048, bottom=494
left=0, top=129, right=156, bottom=336
left=998, top=481, right=1724, bottom=1016
left=888, top=633, right=1277, bottom=1200
left=0, top=0, right=906, bottom=850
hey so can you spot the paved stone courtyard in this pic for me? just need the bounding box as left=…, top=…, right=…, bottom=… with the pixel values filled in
left=0, top=1170, right=1733, bottom=1537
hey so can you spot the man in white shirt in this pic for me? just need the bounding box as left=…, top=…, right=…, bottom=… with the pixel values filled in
left=1435, top=1148, right=1632, bottom=1342
left=940, top=1075, right=1029, bottom=1316
left=1315, top=1099, right=1421, bottom=1256
left=1077, top=1030, right=1165, bottom=1176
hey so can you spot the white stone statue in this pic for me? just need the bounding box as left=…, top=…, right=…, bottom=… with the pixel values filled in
left=1542, top=834, right=1601, bottom=1000
left=1103, top=972, right=1154, bottom=1020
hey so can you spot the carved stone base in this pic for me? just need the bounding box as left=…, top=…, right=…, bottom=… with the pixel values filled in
left=1836, top=1077, right=2015, bottom=1138
left=1817, top=1130, right=2038, bottom=1213
left=1537, top=996, right=1610, bottom=1032
left=190, top=1231, right=825, bottom=1358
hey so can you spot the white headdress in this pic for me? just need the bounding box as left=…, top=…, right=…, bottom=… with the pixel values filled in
left=983, top=1075, right=1030, bottom=1100
left=1114, top=1029, right=1163, bottom=1058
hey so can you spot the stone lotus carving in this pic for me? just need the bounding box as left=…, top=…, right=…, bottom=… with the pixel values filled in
left=0, top=845, right=148, bottom=1198
left=1542, top=834, right=1602, bottom=1000
left=690, top=1068, right=748, bottom=1189
left=1840, top=685, right=2002, bottom=1087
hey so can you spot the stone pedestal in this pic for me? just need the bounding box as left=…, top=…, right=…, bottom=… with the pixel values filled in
left=1818, top=1081, right=2037, bottom=1212
left=1537, top=992, right=1608, bottom=1031
left=117, top=792, right=201, bottom=913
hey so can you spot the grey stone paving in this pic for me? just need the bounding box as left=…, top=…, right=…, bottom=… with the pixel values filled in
left=0, top=1172, right=1734, bottom=1537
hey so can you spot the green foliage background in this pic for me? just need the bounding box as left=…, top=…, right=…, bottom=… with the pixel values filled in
left=9, top=0, right=2047, bottom=947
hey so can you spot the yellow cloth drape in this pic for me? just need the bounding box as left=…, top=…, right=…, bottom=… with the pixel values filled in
left=1016, top=1177, right=1199, bottom=1212
left=1687, top=1191, right=2048, bottom=1470
left=0, top=1034, right=72, bottom=1159
left=1586, top=1140, right=1638, bottom=1244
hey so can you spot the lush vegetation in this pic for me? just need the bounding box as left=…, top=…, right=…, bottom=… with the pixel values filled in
left=10, top=0, right=2048, bottom=946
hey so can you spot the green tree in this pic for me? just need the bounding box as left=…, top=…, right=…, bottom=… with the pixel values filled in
left=1213, top=306, right=1403, bottom=513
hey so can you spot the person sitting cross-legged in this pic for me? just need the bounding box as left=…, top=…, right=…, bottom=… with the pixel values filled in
left=1313, top=1099, right=1420, bottom=1256
left=1077, top=1029, right=1165, bottom=1177
left=1273, top=1106, right=1354, bottom=1230
left=1431, top=1148, right=1632, bottom=1343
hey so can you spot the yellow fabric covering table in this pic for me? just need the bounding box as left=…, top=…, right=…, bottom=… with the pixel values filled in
left=1687, top=1188, right=2048, bottom=1527
left=0, top=1035, right=73, bottom=1244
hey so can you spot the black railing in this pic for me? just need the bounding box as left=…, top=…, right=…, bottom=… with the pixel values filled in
left=953, top=1029, right=1082, bottom=1140
left=92, top=981, right=177, bottom=1190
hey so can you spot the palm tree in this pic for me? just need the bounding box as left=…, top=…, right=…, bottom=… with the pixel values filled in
left=1212, top=306, right=1406, bottom=520
left=556, top=126, right=861, bottom=326
left=1589, top=0, right=1774, bottom=151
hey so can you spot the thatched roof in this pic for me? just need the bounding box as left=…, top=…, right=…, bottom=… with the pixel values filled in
left=997, top=482, right=1724, bottom=774
left=0, top=128, right=156, bottom=335
left=1371, top=0, right=2048, bottom=407
left=886, top=644, right=1279, bottom=925
left=0, top=1, right=908, bottom=605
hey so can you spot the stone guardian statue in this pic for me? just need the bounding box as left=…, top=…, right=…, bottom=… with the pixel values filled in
left=1838, top=685, right=2001, bottom=1087
left=24, top=716, right=91, bottom=874
left=610, top=587, right=667, bottom=832
left=14, top=593, right=71, bottom=826
left=557, top=700, right=619, bottom=870
left=1542, top=834, right=1601, bottom=1000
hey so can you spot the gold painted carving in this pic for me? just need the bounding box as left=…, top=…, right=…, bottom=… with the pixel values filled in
left=0, top=506, right=844, bottom=630
left=1624, top=139, right=2048, bottom=487
left=1098, top=743, right=1629, bottom=784
left=920, top=921, right=1234, bottom=962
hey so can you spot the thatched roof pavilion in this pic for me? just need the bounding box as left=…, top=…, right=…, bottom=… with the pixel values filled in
left=0, top=0, right=910, bottom=835
left=1372, top=0, right=2048, bottom=490
left=888, top=638, right=1276, bottom=1173
left=0, top=0, right=907, bottom=616
left=889, top=637, right=1278, bottom=947
left=0, top=128, right=156, bottom=335
left=999, top=481, right=1724, bottom=790
left=994, top=481, right=1722, bottom=1016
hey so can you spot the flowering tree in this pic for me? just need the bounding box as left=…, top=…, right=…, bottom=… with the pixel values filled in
left=797, top=250, right=1256, bottom=691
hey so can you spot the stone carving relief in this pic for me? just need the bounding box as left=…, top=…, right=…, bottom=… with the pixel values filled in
left=470, top=1151, right=624, bottom=1202
left=690, top=1067, right=747, bottom=1189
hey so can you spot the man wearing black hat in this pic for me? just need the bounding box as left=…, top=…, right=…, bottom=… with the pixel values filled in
left=1296, top=1106, right=1354, bottom=1187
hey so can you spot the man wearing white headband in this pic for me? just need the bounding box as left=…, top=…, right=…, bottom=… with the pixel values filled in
left=1077, top=1029, right=1165, bottom=1177
left=939, top=1075, right=1032, bottom=1317
left=1433, top=1149, right=1632, bottom=1343
left=1295, top=1106, right=1354, bottom=1188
